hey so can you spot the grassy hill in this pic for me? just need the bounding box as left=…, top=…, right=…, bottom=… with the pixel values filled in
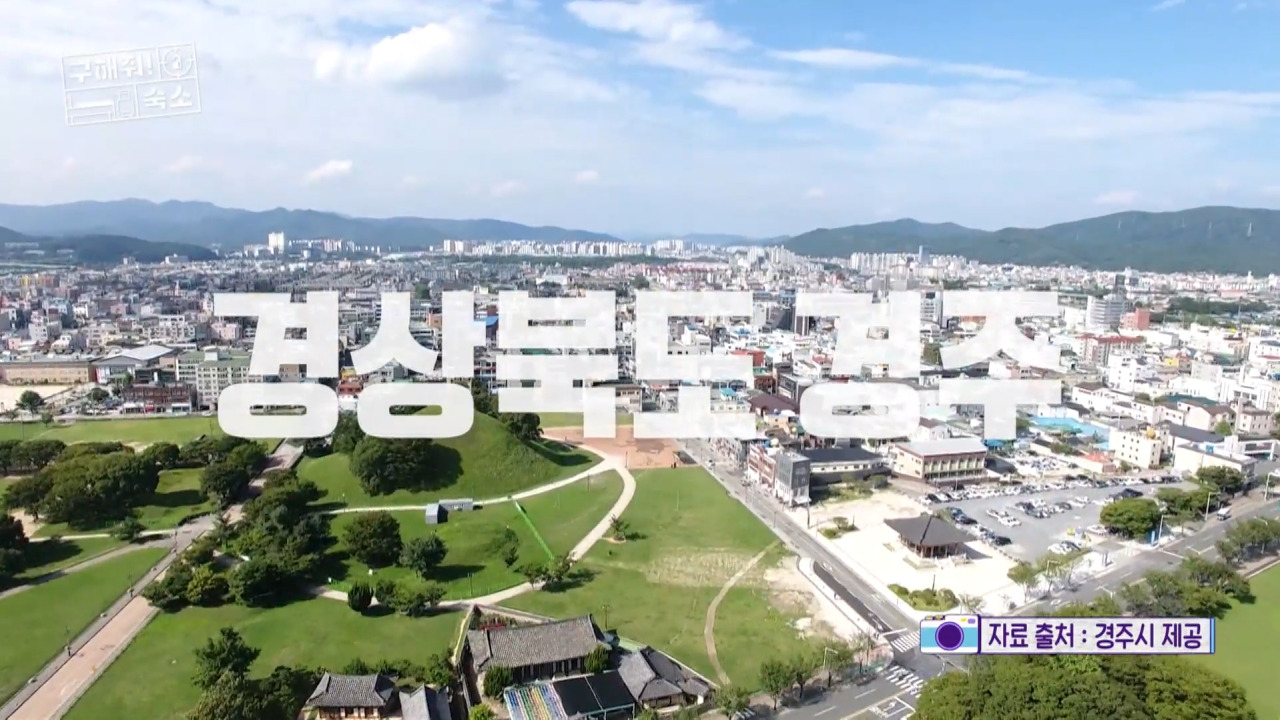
left=300, top=412, right=599, bottom=508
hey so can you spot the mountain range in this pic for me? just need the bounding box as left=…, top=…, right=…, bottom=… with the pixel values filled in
left=785, top=207, right=1280, bottom=274
left=0, top=199, right=1278, bottom=273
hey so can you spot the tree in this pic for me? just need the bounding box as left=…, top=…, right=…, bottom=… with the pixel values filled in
left=786, top=651, right=821, bottom=702
left=518, top=561, right=545, bottom=587
left=585, top=645, right=610, bottom=674
left=0, top=513, right=28, bottom=552
left=608, top=515, right=629, bottom=541
left=500, top=544, right=520, bottom=568
left=715, top=685, right=751, bottom=718
left=1099, top=497, right=1162, bottom=538
left=500, top=412, right=541, bottom=442
left=12, top=439, right=66, bottom=471
left=542, top=553, right=574, bottom=589
left=956, top=593, right=985, bottom=614
left=423, top=652, right=456, bottom=689
left=332, top=412, right=365, bottom=454
left=141, top=441, right=181, bottom=470
left=259, top=665, right=323, bottom=720
left=200, top=461, right=252, bottom=507
left=187, top=671, right=272, bottom=720
left=0, top=548, right=23, bottom=585
left=400, top=534, right=448, bottom=580
left=1007, top=562, right=1040, bottom=602
left=361, top=576, right=394, bottom=604
left=112, top=515, right=146, bottom=542
left=1213, top=419, right=1235, bottom=436
left=1, top=474, right=51, bottom=519
left=1195, top=466, right=1246, bottom=496
left=349, top=437, right=436, bottom=495
left=16, top=390, right=44, bottom=414
left=483, top=665, right=514, bottom=697
left=229, top=557, right=290, bottom=607
left=227, top=442, right=268, bottom=475
left=143, top=564, right=194, bottom=611
left=185, top=565, right=229, bottom=607
left=758, top=658, right=792, bottom=710
left=347, top=581, right=373, bottom=612
left=344, top=511, right=403, bottom=568
left=470, top=706, right=497, bottom=720
left=87, top=387, right=110, bottom=404
left=389, top=583, right=445, bottom=617
left=193, top=627, right=260, bottom=690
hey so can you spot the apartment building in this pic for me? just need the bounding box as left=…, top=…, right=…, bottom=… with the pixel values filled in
left=176, top=349, right=262, bottom=408
left=1111, top=428, right=1163, bottom=469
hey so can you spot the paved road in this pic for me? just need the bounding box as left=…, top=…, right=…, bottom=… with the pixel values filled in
left=679, top=440, right=947, bottom=683
left=1023, top=491, right=1280, bottom=611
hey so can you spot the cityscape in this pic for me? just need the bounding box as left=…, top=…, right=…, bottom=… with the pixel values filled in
left=5, top=0, right=1280, bottom=719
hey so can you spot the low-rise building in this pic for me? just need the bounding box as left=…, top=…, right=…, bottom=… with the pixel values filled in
left=1111, top=428, right=1163, bottom=470
left=0, top=358, right=93, bottom=384
left=890, top=437, right=988, bottom=486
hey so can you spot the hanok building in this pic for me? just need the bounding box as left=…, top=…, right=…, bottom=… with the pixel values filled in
left=302, top=672, right=450, bottom=720
left=465, top=615, right=608, bottom=685
left=617, top=646, right=713, bottom=710
left=885, top=514, right=974, bottom=559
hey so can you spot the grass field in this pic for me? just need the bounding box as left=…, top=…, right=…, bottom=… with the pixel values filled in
left=503, top=467, right=817, bottom=685
left=0, top=416, right=227, bottom=445
left=329, top=473, right=622, bottom=599
left=0, top=547, right=167, bottom=704
left=300, top=413, right=599, bottom=509
left=16, top=537, right=126, bottom=580
left=1197, top=565, right=1280, bottom=719
left=34, top=468, right=218, bottom=537
left=519, top=471, right=623, bottom=556
left=538, top=412, right=636, bottom=429
left=64, top=598, right=466, bottom=720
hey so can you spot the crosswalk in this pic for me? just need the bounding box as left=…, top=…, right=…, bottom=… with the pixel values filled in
left=888, top=631, right=920, bottom=654
left=884, top=664, right=927, bottom=696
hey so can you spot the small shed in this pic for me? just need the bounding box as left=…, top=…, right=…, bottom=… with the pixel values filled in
left=438, top=499, right=475, bottom=512
left=424, top=503, right=447, bottom=525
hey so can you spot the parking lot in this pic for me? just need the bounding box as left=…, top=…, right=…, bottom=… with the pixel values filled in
left=929, top=478, right=1200, bottom=562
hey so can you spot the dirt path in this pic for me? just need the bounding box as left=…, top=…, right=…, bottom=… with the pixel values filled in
left=704, top=542, right=777, bottom=685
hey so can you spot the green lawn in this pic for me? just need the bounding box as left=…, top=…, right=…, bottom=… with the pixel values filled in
left=503, top=467, right=817, bottom=685
left=1197, top=565, right=1280, bottom=719
left=538, top=412, right=635, bottom=429
left=35, top=468, right=217, bottom=537
left=327, top=474, right=622, bottom=600
left=64, top=598, right=466, bottom=720
left=15, top=536, right=126, bottom=580
left=0, top=547, right=167, bottom=704
left=300, top=413, right=599, bottom=509
left=0, top=416, right=226, bottom=445
left=520, top=471, right=623, bottom=556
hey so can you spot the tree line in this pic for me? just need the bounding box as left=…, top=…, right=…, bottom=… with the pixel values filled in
left=1099, top=467, right=1247, bottom=540
left=913, top=596, right=1257, bottom=720
left=143, top=469, right=331, bottom=611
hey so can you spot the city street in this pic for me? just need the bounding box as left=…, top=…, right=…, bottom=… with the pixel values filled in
left=1020, top=491, right=1280, bottom=611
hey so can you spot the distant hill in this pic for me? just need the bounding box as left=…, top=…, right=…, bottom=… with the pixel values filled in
left=786, top=207, right=1280, bottom=274
left=0, top=200, right=621, bottom=249
left=0, top=225, right=214, bottom=265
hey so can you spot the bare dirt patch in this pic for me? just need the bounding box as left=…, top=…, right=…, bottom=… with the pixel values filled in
left=761, top=560, right=851, bottom=641
left=543, top=426, right=689, bottom=469
left=636, top=548, right=760, bottom=588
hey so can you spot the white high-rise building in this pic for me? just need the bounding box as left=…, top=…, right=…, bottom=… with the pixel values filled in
left=1086, top=293, right=1126, bottom=332
left=267, top=231, right=288, bottom=254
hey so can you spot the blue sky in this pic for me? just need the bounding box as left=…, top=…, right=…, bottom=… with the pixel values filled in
left=3, top=0, right=1280, bottom=237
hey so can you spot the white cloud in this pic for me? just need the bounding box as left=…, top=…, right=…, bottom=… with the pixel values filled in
left=490, top=180, right=524, bottom=197
left=805, top=187, right=825, bottom=199
left=166, top=155, right=218, bottom=174
left=1151, top=0, right=1186, bottom=10
left=2, top=0, right=1280, bottom=237
left=1261, top=185, right=1280, bottom=196
left=574, top=169, right=600, bottom=183
left=62, top=157, right=76, bottom=171
left=1095, top=190, right=1140, bottom=206
left=304, top=160, right=354, bottom=184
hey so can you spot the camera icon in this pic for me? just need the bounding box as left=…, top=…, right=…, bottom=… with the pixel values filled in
left=919, top=614, right=980, bottom=654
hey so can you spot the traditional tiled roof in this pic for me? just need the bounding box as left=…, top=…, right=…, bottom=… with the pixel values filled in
left=617, top=647, right=711, bottom=702
left=467, top=616, right=603, bottom=672
left=304, top=673, right=397, bottom=709
left=399, top=686, right=451, bottom=720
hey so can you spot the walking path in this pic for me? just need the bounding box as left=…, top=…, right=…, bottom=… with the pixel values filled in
left=0, top=539, right=169, bottom=602
left=310, top=444, right=639, bottom=610
left=322, top=460, right=612, bottom=514
left=0, top=442, right=300, bottom=720
left=703, top=543, right=775, bottom=685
